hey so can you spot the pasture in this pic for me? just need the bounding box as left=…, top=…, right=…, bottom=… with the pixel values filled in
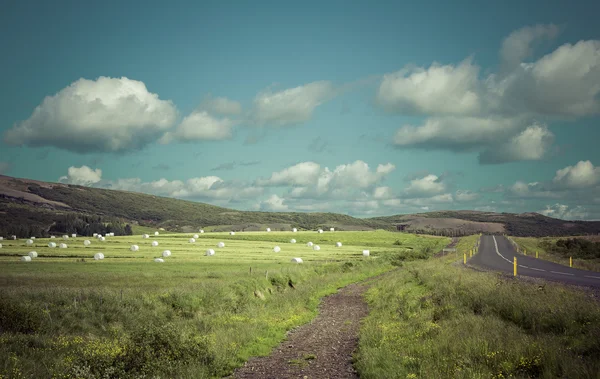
left=0, top=230, right=448, bottom=378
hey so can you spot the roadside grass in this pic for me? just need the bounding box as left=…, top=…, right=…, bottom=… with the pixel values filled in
left=512, top=236, right=600, bottom=272
left=356, top=236, right=600, bottom=379
left=0, top=231, right=449, bottom=378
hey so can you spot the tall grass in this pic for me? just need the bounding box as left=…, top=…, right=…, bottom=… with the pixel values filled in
left=355, top=245, right=600, bottom=378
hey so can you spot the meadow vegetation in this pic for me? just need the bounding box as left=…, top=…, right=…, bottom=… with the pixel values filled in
left=512, top=236, right=600, bottom=272
left=355, top=235, right=600, bottom=379
left=0, top=230, right=448, bottom=378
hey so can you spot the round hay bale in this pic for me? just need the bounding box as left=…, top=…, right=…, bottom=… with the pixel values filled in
left=100, top=236, right=106, bottom=242
left=0, top=243, right=2, bottom=248
left=26, top=239, right=33, bottom=246
left=290, top=239, right=296, bottom=244
left=199, top=229, right=204, bottom=233
left=48, top=242, right=56, bottom=248
left=151, top=241, right=159, bottom=247
left=12, top=235, right=16, bottom=240
left=318, top=229, right=323, bottom=233
left=266, top=227, right=271, bottom=232
left=63, top=235, right=69, bottom=240
left=154, top=258, right=164, bottom=263
left=162, top=250, right=171, bottom=257
left=94, top=252, right=104, bottom=260
left=193, top=234, right=199, bottom=239
left=0, top=237, right=3, bottom=240
left=50, top=236, right=55, bottom=239
left=93, top=233, right=98, bottom=237
left=313, top=245, right=321, bottom=251
left=189, top=238, right=196, bottom=243
left=142, top=234, right=149, bottom=239
left=31, top=236, right=36, bottom=240
left=28, top=251, right=38, bottom=258
left=362, top=250, right=370, bottom=257
left=330, top=227, right=335, bottom=232
left=273, top=246, right=281, bottom=253
left=230, top=231, right=235, bottom=235
left=59, top=243, right=68, bottom=249
left=154, top=231, right=159, bottom=236
left=336, top=242, right=342, bottom=247
left=217, top=242, right=225, bottom=248
left=97, top=234, right=103, bottom=239
left=109, top=232, right=115, bottom=237
left=292, top=228, right=297, bottom=232
left=71, top=234, right=77, bottom=238
left=307, top=241, right=313, bottom=247
left=291, top=257, right=303, bottom=263
left=205, top=249, right=215, bottom=256
left=21, top=256, right=32, bottom=262
left=130, top=245, right=139, bottom=252
left=84, top=240, right=91, bottom=246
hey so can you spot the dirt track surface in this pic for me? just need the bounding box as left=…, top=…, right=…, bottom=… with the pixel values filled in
left=232, top=282, right=369, bottom=379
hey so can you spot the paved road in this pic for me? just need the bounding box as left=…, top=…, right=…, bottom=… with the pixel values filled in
left=470, top=235, right=600, bottom=288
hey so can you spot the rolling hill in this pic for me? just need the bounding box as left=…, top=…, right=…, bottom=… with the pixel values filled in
left=1, top=175, right=599, bottom=237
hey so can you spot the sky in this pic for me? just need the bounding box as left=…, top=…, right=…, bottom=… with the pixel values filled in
left=1, top=0, right=599, bottom=219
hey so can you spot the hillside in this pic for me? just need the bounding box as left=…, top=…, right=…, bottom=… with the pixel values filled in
left=2, top=175, right=600, bottom=237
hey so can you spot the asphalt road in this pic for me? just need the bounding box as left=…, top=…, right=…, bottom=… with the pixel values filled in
left=469, top=235, right=600, bottom=288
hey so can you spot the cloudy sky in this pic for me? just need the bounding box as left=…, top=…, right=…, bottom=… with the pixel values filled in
left=1, top=0, right=599, bottom=219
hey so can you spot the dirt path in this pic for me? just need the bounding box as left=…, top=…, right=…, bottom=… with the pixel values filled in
left=232, top=281, right=371, bottom=379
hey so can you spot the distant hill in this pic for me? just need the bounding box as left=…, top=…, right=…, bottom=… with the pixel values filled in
left=1, top=175, right=599, bottom=238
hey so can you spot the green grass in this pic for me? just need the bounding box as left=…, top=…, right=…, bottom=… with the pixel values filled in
left=0, top=230, right=449, bottom=378
left=511, top=236, right=600, bottom=272
left=355, top=238, right=600, bottom=379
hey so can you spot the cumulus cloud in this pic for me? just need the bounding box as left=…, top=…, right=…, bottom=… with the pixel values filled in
left=553, top=160, right=600, bottom=189
left=377, top=58, right=482, bottom=116
left=252, top=81, right=336, bottom=126
left=455, top=190, right=479, bottom=202
left=257, top=162, right=322, bottom=187
left=4, top=77, right=177, bottom=153
left=478, top=123, right=554, bottom=164
left=403, top=174, right=446, bottom=197
left=373, top=186, right=395, bottom=200
left=160, top=111, right=235, bottom=143
left=500, top=24, right=560, bottom=73
left=58, top=166, right=102, bottom=186
left=539, top=203, right=588, bottom=220
left=198, top=95, right=242, bottom=115
left=258, top=194, right=289, bottom=211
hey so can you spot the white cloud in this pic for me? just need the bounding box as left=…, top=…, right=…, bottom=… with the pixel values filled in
left=507, top=180, right=563, bottom=199
left=160, top=111, right=235, bottom=143
left=404, top=193, right=454, bottom=206
left=252, top=81, right=336, bottom=126
left=539, top=203, right=588, bottom=220
left=0, top=162, right=10, bottom=175
left=377, top=58, right=482, bottom=115
left=257, top=162, right=322, bottom=187
left=373, top=186, right=394, bottom=200
left=198, top=95, right=242, bottom=115
left=553, top=160, right=600, bottom=189
left=393, top=116, right=523, bottom=149
left=258, top=194, right=289, bottom=211
left=404, top=174, right=446, bottom=197
left=478, top=123, right=554, bottom=164
left=500, top=24, right=560, bottom=73
left=455, top=190, right=479, bottom=202
left=4, top=77, right=177, bottom=153
left=58, top=165, right=102, bottom=186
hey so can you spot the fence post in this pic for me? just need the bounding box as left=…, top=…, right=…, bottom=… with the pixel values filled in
left=514, top=257, right=517, bottom=276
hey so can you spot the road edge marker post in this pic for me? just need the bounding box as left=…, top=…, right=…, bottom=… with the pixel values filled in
left=463, top=252, right=466, bottom=264
left=570, top=256, right=572, bottom=268
left=514, top=256, right=517, bottom=276
left=536, top=250, right=538, bottom=259
left=524, top=249, right=527, bottom=256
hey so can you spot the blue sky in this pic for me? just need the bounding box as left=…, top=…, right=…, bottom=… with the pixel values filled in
left=1, top=0, right=599, bottom=219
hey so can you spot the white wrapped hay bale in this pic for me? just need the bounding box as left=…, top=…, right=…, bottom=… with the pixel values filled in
left=154, top=231, right=159, bottom=236
left=193, top=234, right=199, bottom=239
left=266, top=228, right=271, bottom=232
left=307, top=241, right=313, bottom=247
left=290, top=239, right=296, bottom=244
left=363, top=250, right=370, bottom=257
left=217, top=242, right=225, bottom=248
left=84, top=240, right=91, bottom=246
left=318, top=229, right=324, bottom=234
left=199, top=229, right=204, bottom=234
left=48, top=242, right=56, bottom=248
left=93, top=233, right=98, bottom=237
left=63, top=235, right=69, bottom=240
left=313, top=245, right=321, bottom=251
left=273, top=246, right=281, bottom=253
left=21, top=256, right=32, bottom=262
left=94, top=252, right=104, bottom=260
left=59, top=243, right=68, bottom=249
left=26, top=239, right=33, bottom=246
left=109, top=232, right=115, bottom=237
left=151, top=241, right=159, bottom=247
left=291, top=257, right=303, bottom=263
left=130, top=245, right=139, bottom=252
left=154, top=258, right=164, bottom=263
left=230, top=231, right=235, bottom=236
left=71, top=234, right=77, bottom=238
left=28, top=251, right=38, bottom=258
left=205, top=249, right=215, bottom=256
left=97, top=234, right=103, bottom=239
left=330, top=227, right=335, bottom=232
left=100, top=236, right=106, bottom=242
left=336, top=242, right=342, bottom=247
left=0, top=236, right=3, bottom=240
left=12, top=235, right=16, bottom=240
left=189, top=238, right=196, bottom=243
left=31, top=236, right=36, bottom=240
left=162, top=250, right=171, bottom=258
left=0, top=243, right=2, bottom=248
left=142, top=234, right=149, bottom=239
left=292, top=228, right=297, bottom=232
left=50, top=235, right=55, bottom=239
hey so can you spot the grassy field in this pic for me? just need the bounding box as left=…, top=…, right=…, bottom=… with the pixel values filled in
left=511, top=236, right=600, bottom=272
left=0, top=230, right=449, bottom=378
left=355, top=234, right=600, bottom=379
